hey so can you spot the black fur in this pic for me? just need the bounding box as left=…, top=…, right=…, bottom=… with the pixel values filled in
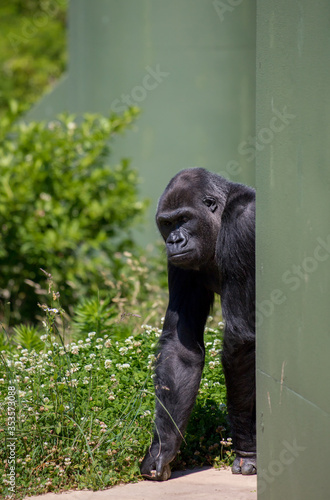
left=140, top=168, right=256, bottom=479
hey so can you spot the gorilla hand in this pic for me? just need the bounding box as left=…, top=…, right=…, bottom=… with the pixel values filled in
left=140, top=440, right=175, bottom=481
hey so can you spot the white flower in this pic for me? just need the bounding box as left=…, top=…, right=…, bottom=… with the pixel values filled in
left=104, top=339, right=112, bottom=348
left=104, top=359, right=112, bottom=369
left=84, top=364, right=93, bottom=371
left=88, top=332, right=96, bottom=338
left=71, top=346, right=79, bottom=355
left=89, top=353, right=96, bottom=359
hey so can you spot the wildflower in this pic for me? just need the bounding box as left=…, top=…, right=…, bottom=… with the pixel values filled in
left=71, top=346, right=79, bottom=355
left=67, top=121, right=76, bottom=130
left=89, top=353, right=96, bottom=359
left=47, top=308, right=59, bottom=314
left=104, top=339, right=112, bottom=348
left=104, top=359, right=112, bottom=369
left=88, top=332, right=96, bottom=338
left=84, top=364, right=93, bottom=371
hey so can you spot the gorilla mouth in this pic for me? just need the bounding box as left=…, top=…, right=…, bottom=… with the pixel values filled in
left=168, top=250, right=193, bottom=263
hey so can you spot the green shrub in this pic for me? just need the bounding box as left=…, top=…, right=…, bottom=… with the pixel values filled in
left=0, top=1, right=67, bottom=118
left=0, top=108, right=148, bottom=325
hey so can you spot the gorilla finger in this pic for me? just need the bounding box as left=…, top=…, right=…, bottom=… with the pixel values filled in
left=241, top=457, right=257, bottom=475
left=155, top=462, right=171, bottom=481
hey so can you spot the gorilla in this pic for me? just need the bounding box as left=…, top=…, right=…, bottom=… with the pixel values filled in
left=141, top=168, right=256, bottom=480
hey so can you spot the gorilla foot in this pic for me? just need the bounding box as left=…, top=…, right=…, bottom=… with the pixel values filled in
left=232, top=451, right=257, bottom=475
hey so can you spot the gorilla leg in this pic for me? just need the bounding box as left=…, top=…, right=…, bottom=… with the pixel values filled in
left=140, top=331, right=205, bottom=480
left=222, top=334, right=256, bottom=475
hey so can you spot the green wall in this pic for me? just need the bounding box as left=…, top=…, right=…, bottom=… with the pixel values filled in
left=256, top=1, right=330, bottom=498
left=28, top=0, right=256, bottom=241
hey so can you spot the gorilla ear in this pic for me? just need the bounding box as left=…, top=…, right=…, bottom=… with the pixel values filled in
left=203, top=196, right=217, bottom=213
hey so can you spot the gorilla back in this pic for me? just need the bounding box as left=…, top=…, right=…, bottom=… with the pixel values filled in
left=140, top=168, right=256, bottom=480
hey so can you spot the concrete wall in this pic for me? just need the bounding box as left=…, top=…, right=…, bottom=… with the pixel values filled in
left=256, top=1, right=330, bottom=498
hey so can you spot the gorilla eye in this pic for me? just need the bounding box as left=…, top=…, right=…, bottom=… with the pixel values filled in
left=203, top=197, right=217, bottom=212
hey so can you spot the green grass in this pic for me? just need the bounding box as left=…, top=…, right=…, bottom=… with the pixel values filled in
left=0, top=310, right=232, bottom=498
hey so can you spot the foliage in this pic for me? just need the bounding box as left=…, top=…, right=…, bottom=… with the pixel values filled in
left=0, top=0, right=67, bottom=119
left=0, top=107, right=148, bottom=325
left=0, top=306, right=230, bottom=498
left=12, top=324, right=44, bottom=352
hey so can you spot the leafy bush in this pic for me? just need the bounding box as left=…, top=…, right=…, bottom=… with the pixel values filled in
left=0, top=1, right=67, bottom=118
left=0, top=107, right=148, bottom=325
left=0, top=309, right=230, bottom=498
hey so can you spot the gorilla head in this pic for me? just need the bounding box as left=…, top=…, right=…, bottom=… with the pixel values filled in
left=156, top=168, right=229, bottom=270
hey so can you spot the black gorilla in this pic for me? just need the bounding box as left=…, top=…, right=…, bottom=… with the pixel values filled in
left=141, top=168, right=256, bottom=480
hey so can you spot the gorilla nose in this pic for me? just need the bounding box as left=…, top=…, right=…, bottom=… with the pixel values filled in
left=167, top=231, right=187, bottom=246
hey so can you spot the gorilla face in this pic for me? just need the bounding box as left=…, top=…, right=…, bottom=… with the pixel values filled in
left=156, top=174, right=221, bottom=270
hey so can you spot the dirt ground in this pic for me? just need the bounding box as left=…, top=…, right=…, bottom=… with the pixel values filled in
left=25, top=467, right=257, bottom=500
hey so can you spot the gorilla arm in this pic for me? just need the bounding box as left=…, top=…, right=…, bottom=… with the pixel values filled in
left=140, top=265, right=214, bottom=480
